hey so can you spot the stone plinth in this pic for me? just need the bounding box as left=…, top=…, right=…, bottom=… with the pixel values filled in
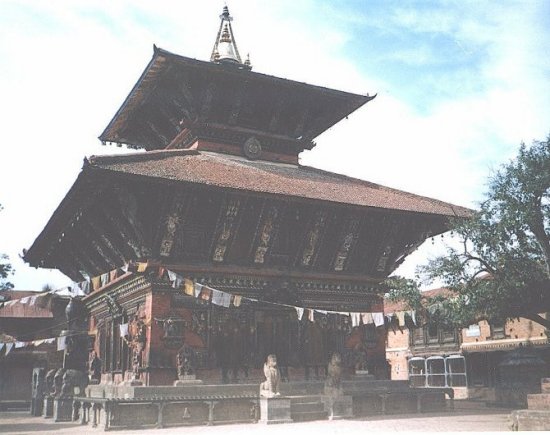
left=527, top=393, right=550, bottom=410
left=510, top=378, right=550, bottom=431
left=43, top=396, right=54, bottom=418
left=541, top=378, right=550, bottom=394
left=173, top=378, right=204, bottom=386
left=53, top=398, right=73, bottom=422
left=354, top=370, right=375, bottom=380
left=123, top=379, right=144, bottom=386
left=510, top=410, right=550, bottom=431
left=259, top=397, right=293, bottom=424
left=322, top=395, right=353, bottom=420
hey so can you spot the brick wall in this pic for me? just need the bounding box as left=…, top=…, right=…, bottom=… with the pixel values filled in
left=386, top=326, right=410, bottom=380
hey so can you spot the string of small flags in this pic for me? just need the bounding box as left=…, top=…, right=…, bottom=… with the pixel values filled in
left=0, top=260, right=416, bottom=357
left=0, top=337, right=57, bottom=356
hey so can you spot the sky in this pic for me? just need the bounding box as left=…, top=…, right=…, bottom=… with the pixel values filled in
left=1, top=0, right=549, bottom=291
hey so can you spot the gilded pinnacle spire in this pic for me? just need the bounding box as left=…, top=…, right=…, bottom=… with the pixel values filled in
left=210, top=5, right=252, bottom=70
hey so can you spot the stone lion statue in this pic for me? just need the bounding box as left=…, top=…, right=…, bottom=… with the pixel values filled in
left=324, top=352, right=343, bottom=397
left=260, top=354, right=281, bottom=398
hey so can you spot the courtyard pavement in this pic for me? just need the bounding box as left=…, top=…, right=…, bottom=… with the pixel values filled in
left=0, top=401, right=514, bottom=434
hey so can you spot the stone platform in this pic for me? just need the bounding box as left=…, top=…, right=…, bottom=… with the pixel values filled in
left=74, top=379, right=452, bottom=430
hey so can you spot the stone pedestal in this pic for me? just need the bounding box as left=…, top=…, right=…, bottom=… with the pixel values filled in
left=53, top=398, right=74, bottom=422
left=322, top=395, right=353, bottom=420
left=259, top=397, right=293, bottom=424
left=354, top=370, right=375, bottom=380
left=43, top=396, right=54, bottom=418
left=123, top=379, right=144, bottom=386
left=173, top=375, right=203, bottom=386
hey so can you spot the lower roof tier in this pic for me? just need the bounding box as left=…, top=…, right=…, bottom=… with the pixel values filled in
left=24, top=149, right=471, bottom=281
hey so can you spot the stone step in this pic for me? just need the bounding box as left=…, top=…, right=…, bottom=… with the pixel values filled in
left=289, top=395, right=328, bottom=421
left=291, top=410, right=328, bottom=422
left=541, top=378, right=550, bottom=393
left=291, top=401, right=325, bottom=413
left=527, top=393, right=550, bottom=410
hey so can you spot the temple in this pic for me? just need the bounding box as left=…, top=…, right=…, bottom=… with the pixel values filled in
left=24, top=6, right=471, bottom=388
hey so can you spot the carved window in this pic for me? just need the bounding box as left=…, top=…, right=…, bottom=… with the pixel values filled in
left=426, top=324, right=439, bottom=344
left=440, top=326, right=456, bottom=344
left=490, top=322, right=506, bottom=340
left=410, top=323, right=459, bottom=347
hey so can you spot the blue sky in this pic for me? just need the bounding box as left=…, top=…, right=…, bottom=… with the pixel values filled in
left=1, top=0, right=549, bottom=290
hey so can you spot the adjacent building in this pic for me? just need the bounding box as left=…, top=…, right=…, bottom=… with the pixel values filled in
left=385, top=288, right=550, bottom=401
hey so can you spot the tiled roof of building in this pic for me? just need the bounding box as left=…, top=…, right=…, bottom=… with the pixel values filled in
left=384, top=287, right=455, bottom=314
left=87, top=149, right=472, bottom=217
left=0, top=290, right=53, bottom=318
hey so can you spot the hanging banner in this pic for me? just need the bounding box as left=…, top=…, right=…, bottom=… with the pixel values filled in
left=372, top=312, right=385, bottom=327
left=119, top=323, right=129, bottom=337
left=57, top=336, right=67, bottom=351
left=233, top=295, right=242, bottom=307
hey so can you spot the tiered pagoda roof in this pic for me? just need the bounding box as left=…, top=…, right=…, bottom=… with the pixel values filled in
left=24, top=7, right=471, bottom=298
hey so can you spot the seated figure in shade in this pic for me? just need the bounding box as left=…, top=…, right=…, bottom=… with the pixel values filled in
left=260, top=354, right=281, bottom=398
left=88, top=351, right=102, bottom=384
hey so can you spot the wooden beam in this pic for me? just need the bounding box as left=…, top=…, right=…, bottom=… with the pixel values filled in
left=81, top=219, right=125, bottom=268
left=294, top=107, right=310, bottom=138
left=268, top=98, right=285, bottom=132
left=113, top=187, right=152, bottom=258
left=200, top=81, right=216, bottom=119
left=228, top=83, right=247, bottom=126
left=86, top=214, right=129, bottom=264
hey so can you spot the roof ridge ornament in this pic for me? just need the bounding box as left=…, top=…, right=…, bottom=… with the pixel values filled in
left=210, top=5, right=252, bottom=70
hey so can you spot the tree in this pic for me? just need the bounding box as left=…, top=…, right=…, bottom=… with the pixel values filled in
left=0, top=204, right=14, bottom=290
left=387, top=136, right=550, bottom=328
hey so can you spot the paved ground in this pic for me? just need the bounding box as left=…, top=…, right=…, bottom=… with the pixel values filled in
left=0, top=402, right=513, bottom=434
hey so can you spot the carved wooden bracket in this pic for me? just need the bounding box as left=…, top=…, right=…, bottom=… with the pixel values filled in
left=253, top=204, right=280, bottom=264
left=301, top=210, right=328, bottom=267
left=334, top=216, right=361, bottom=272
left=212, top=197, right=242, bottom=262
left=159, top=191, right=189, bottom=258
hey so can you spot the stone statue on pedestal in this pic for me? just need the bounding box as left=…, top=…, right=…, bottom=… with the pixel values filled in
left=324, top=353, right=343, bottom=397
left=177, top=344, right=196, bottom=379
left=260, top=354, right=281, bottom=398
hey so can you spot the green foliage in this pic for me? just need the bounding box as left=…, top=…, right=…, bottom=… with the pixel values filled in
left=0, top=204, right=14, bottom=290
left=387, top=136, right=550, bottom=328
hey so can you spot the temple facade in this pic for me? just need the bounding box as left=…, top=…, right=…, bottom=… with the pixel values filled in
left=24, top=7, right=470, bottom=386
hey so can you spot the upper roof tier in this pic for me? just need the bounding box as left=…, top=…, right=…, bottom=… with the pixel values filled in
left=99, top=46, right=374, bottom=158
